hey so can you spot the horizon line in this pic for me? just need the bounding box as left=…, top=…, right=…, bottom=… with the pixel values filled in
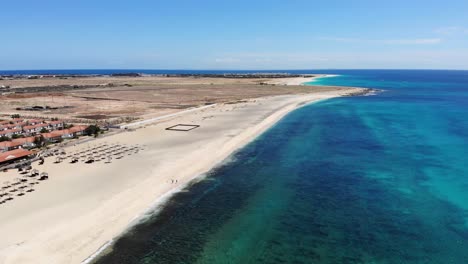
left=1, top=68, right=468, bottom=72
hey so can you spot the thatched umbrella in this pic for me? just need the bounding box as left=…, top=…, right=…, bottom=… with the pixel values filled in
left=2, top=181, right=11, bottom=189
left=5, top=193, right=13, bottom=201
left=70, top=156, right=79, bottom=163
left=12, top=178, right=21, bottom=185
left=39, top=172, right=49, bottom=181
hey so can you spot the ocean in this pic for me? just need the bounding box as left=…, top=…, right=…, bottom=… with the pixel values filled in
left=87, top=70, right=468, bottom=263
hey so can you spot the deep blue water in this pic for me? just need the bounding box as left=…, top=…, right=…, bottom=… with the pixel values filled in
left=3, top=68, right=458, bottom=76
left=0, top=69, right=337, bottom=75
left=94, top=70, right=468, bottom=263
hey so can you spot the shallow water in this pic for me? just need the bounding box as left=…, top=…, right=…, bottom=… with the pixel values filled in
left=95, top=70, right=468, bottom=264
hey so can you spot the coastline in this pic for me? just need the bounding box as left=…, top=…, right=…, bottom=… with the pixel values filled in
left=86, top=87, right=368, bottom=263
left=266, top=74, right=339, bottom=86
left=0, top=85, right=367, bottom=264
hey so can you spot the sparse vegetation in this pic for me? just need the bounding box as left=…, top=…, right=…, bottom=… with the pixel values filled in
left=33, top=136, right=46, bottom=148
left=84, top=125, right=101, bottom=137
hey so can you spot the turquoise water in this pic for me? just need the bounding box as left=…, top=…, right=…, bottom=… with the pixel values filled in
left=95, top=70, right=468, bottom=263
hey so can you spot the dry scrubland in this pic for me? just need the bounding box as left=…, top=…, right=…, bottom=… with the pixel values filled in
left=0, top=76, right=349, bottom=123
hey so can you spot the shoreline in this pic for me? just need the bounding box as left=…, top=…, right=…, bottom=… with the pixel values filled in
left=0, top=87, right=368, bottom=264
left=265, top=74, right=339, bottom=86
left=85, top=87, right=368, bottom=263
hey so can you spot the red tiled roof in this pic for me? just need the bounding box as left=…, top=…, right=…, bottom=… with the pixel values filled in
left=41, top=130, right=65, bottom=139
left=48, top=121, right=64, bottom=125
left=23, top=123, right=49, bottom=130
left=0, top=141, right=23, bottom=149
left=69, top=125, right=88, bottom=133
left=28, top=119, right=44, bottom=124
left=11, top=136, right=36, bottom=144
left=0, top=124, right=20, bottom=130
left=0, top=129, right=21, bottom=136
left=0, top=149, right=33, bottom=163
left=41, top=126, right=88, bottom=139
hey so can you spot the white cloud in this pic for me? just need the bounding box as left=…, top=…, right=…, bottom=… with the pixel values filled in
left=382, top=38, right=441, bottom=44
left=319, top=37, right=441, bottom=45
left=213, top=53, right=329, bottom=66
left=214, top=57, right=241, bottom=63
left=434, top=26, right=468, bottom=36
left=200, top=50, right=468, bottom=70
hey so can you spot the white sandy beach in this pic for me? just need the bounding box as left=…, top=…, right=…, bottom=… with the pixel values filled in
left=0, top=87, right=364, bottom=264
left=266, top=74, right=339, bottom=86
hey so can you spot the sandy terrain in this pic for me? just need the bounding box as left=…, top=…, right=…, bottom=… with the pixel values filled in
left=0, top=86, right=366, bottom=264
left=0, top=75, right=312, bottom=89
left=0, top=76, right=340, bottom=124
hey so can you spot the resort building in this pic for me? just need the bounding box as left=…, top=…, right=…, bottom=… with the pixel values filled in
left=0, top=141, right=24, bottom=152
left=0, top=137, right=38, bottom=153
left=0, top=128, right=22, bottom=138
left=0, top=149, right=34, bottom=166
left=23, top=123, right=51, bottom=135
left=0, top=124, right=22, bottom=131
left=41, top=125, right=88, bottom=142
left=27, top=119, right=45, bottom=126
left=41, top=131, right=64, bottom=143
left=11, top=136, right=37, bottom=149
left=48, top=120, right=64, bottom=129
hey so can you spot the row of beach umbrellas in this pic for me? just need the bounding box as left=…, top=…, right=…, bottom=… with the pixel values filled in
left=0, top=170, right=49, bottom=205
left=63, top=143, right=145, bottom=164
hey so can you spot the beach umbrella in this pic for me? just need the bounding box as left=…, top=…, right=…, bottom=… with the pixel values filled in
left=5, top=193, right=13, bottom=201
left=39, top=172, right=49, bottom=181
left=86, top=156, right=94, bottom=163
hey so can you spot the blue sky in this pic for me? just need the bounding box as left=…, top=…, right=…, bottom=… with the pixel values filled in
left=2, top=0, right=468, bottom=70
